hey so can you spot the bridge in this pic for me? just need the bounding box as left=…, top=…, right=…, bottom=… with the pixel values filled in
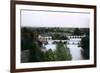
left=38, top=34, right=85, bottom=45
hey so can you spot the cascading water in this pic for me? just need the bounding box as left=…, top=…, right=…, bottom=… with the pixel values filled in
left=43, top=38, right=83, bottom=60
left=67, top=38, right=83, bottom=60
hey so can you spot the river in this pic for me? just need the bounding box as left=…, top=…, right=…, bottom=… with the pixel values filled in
left=67, top=44, right=83, bottom=60
left=44, top=39, right=83, bottom=60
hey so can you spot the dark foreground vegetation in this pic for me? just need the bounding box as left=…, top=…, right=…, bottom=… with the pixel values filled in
left=81, top=31, right=90, bottom=59
left=21, top=27, right=72, bottom=62
left=21, top=27, right=89, bottom=63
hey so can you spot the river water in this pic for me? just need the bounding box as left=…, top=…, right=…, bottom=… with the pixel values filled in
left=44, top=39, right=83, bottom=60
left=67, top=44, right=83, bottom=60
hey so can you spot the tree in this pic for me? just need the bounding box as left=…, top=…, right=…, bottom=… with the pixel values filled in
left=52, top=33, right=60, bottom=40
left=81, top=34, right=89, bottom=59
left=73, top=28, right=82, bottom=35
left=43, top=49, right=55, bottom=61
left=55, top=41, right=72, bottom=61
left=21, top=27, right=33, bottom=51
left=29, top=41, right=43, bottom=62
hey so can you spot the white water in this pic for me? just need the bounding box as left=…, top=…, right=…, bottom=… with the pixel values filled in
left=67, top=45, right=83, bottom=60
left=67, top=38, right=83, bottom=60
left=45, top=40, right=56, bottom=51
left=44, top=39, right=83, bottom=60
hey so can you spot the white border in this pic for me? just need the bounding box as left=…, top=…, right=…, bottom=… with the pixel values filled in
left=16, top=4, right=94, bottom=69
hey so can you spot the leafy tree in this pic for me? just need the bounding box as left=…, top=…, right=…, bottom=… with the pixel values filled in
left=73, top=28, right=82, bottom=35
left=29, top=41, right=43, bottom=62
left=42, top=49, right=55, bottom=61
left=52, top=33, right=60, bottom=40
left=81, top=34, right=89, bottom=59
left=21, top=27, right=33, bottom=51
left=21, top=27, right=41, bottom=62
left=55, top=41, right=72, bottom=61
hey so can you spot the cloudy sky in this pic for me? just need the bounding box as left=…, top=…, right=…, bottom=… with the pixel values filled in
left=21, top=10, right=90, bottom=28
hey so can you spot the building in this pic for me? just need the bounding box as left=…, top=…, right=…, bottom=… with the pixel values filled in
left=38, top=35, right=52, bottom=43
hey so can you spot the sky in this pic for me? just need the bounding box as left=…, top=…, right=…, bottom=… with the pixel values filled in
left=21, top=10, right=90, bottom=28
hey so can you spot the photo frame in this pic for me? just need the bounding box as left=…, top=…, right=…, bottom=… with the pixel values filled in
left=11, top=0, right=96, bottom=72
